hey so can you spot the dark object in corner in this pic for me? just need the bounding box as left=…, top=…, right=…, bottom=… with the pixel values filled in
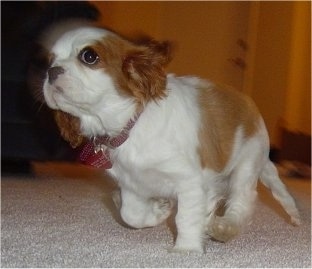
left=278, top=128, right=311, bottom=166
left=1, top=2, right=100, bottom=174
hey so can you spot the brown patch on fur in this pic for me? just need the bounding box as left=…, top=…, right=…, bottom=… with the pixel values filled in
left=54, top=110, right=84, bottom=148
left=86, top=35, right=172, bottom=105
left=197, top=82, right=260, bottom=172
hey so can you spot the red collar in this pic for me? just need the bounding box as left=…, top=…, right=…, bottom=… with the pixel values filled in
left=79, top=114, right=140, bottom=169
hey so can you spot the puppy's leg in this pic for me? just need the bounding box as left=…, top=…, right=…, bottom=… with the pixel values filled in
left=118, top=189, right=173, bottom=229
left=208, top=166, right=259, bottom=242
left=203, top=175, right=226, bottom=234
left=208, top=143, right=263, bottom=242
left=172, top=182, right=205, bottom=253
left=204, top=195, right=225, bottom=235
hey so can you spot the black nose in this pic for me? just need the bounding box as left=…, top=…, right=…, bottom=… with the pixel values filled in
left=48, top=66, right=65, bottom=84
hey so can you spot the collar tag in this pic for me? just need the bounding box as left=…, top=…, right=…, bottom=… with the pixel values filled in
left=79, top=141, right=112, bottom=169
left=78, top=113, right=141, bottom=169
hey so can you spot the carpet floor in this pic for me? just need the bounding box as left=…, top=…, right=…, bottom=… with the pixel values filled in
left=1, top=162, right=311, bottom=268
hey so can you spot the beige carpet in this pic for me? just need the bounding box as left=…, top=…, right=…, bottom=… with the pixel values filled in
left=1, top=162, right=311, bottom=267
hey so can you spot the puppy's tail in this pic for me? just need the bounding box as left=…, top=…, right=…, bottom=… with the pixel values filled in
left=259, top=160, right=301, bottom=226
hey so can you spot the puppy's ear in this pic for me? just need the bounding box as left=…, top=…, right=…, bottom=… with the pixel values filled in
left=122, top=39, right=172, bottom=102
left=54, top=110, right=84, bottom=148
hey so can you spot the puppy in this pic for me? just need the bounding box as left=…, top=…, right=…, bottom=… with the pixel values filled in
left=37, top=24, right=301, bottom=252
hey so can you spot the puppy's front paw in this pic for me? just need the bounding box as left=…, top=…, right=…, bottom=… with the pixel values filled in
left=170, top=234, right=204, bottom=254
left=170, top=243, right=204, bottom=254
left=208, top=216, right=239, bottom=242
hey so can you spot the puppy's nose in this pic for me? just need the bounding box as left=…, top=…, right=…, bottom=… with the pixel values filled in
left=48, top=66, right=65, bottom=84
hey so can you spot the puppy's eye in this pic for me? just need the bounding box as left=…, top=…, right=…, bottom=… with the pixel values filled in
left=79, top=48, right=99, bottom=65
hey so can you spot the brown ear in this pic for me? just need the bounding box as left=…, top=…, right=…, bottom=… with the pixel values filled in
left=53, top=110, right=84, bottom=148
left=122, top=39, right=172, bottom=103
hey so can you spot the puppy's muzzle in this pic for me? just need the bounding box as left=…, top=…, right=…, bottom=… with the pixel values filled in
left=48, top=66, right=65, bottom=84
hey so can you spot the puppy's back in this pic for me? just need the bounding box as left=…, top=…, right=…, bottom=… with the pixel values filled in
left=197, top=81, right=262, bottom=172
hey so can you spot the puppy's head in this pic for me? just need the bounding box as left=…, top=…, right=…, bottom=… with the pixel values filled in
left=38, top=25, right=171, bottom=139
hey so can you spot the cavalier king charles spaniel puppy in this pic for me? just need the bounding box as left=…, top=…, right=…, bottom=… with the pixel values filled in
left=33, top=22, right=300, bottom=253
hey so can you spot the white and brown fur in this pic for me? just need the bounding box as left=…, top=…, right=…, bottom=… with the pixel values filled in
left=36, top=23, right=300, bottom=252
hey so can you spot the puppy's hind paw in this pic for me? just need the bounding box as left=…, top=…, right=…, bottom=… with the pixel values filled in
left=207, top=216, right=240, bottom=243
left=151, top=198, right=174, bottom=222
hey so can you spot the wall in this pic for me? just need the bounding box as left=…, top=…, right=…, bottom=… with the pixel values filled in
left=284, top=1, right=311, bottom=136
left=92, top=1, right=162, bottom=38
left=248, top=1, right=311, bottom=147
left=91, top=1, right=250, bottom=91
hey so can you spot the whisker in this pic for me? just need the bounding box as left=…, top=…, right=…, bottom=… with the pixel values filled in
left=36, top=102, right=45, bottom=113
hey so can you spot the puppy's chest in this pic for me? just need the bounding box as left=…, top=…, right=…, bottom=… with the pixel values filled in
left=109, top=158, right=176, bottom=197
left=108, top=140, right=184, bottom=197
left=107, top=120, right=199, bottom=196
